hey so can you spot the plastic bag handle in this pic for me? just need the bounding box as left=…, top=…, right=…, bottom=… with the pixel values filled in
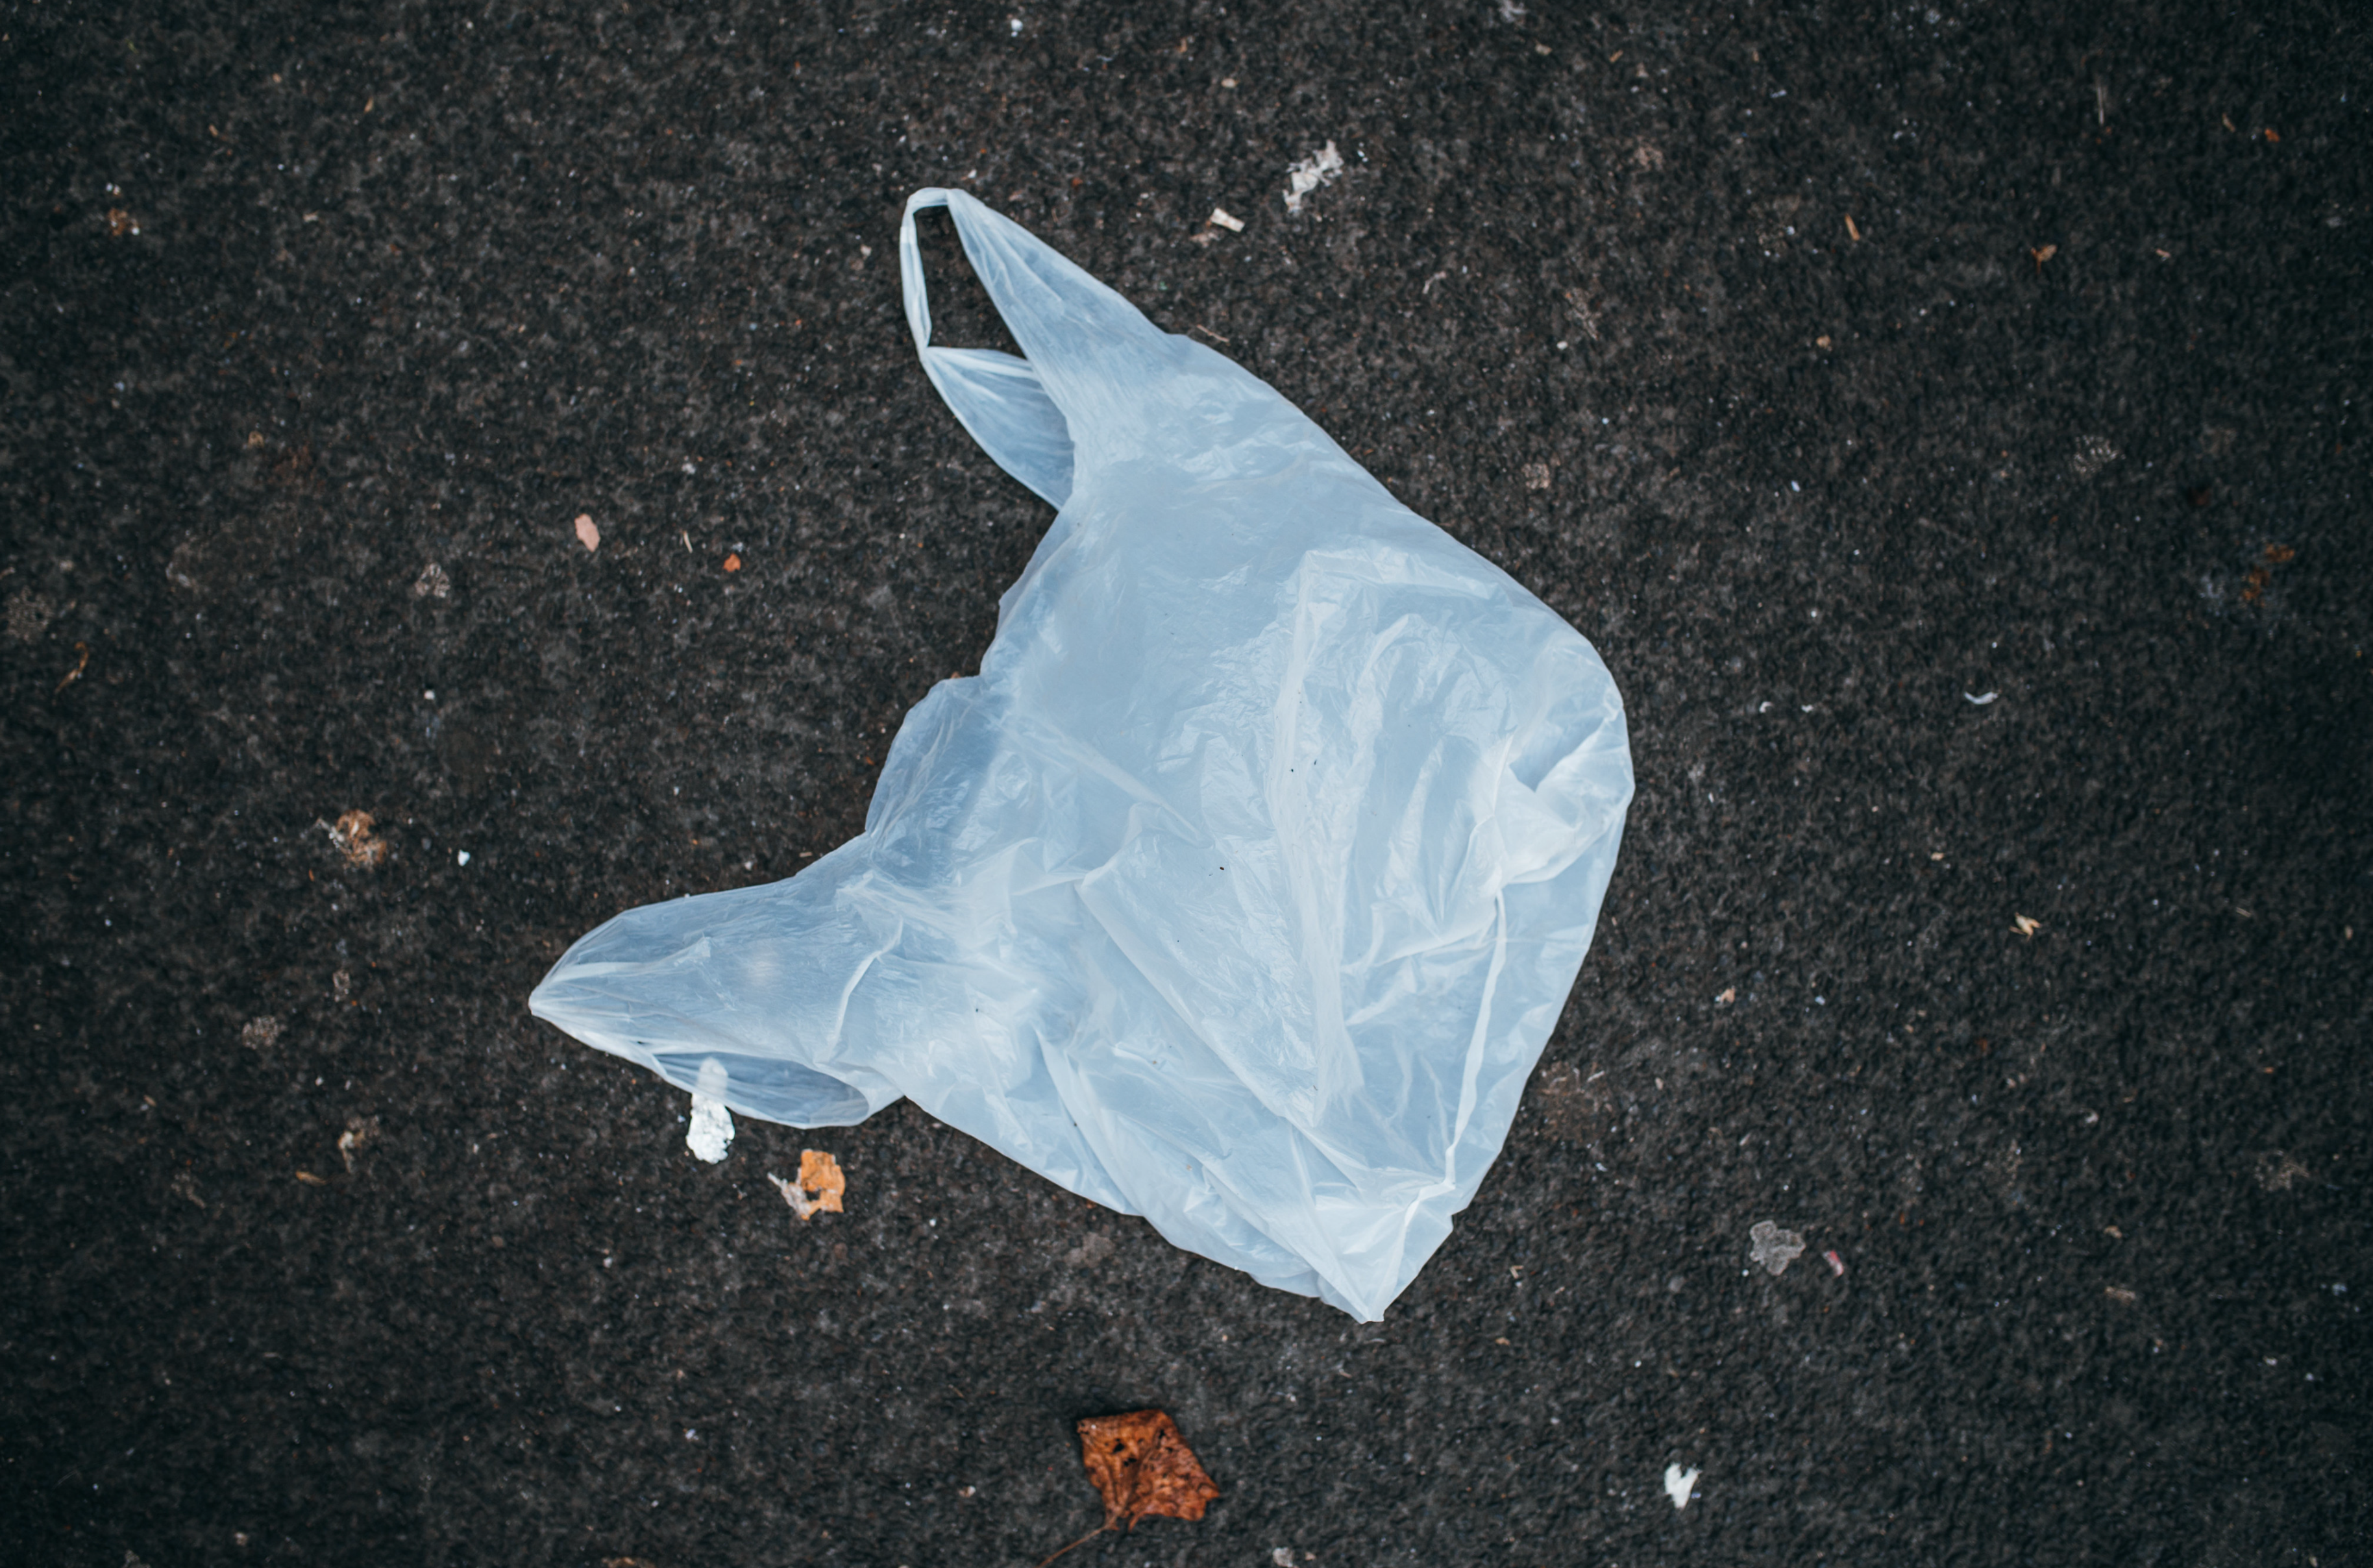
left=899, top=190, right=1076, bottom=508
left=896, top=189, right=954, bottom=350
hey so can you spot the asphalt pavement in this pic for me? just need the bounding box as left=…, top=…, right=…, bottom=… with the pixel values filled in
left=3, top=2, right=2367, bottom=1564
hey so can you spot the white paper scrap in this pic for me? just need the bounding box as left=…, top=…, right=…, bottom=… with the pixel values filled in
left=1284, top=142, right=1344, bottom=215
left=687, top=1094, right=734, bottom=1162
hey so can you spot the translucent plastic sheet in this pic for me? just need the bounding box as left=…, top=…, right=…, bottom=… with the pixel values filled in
left=531, top=190, right=1632, bottom=1319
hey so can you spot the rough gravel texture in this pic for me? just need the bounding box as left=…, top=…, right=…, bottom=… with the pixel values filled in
left=4, top=3, right=2368, bottom=1565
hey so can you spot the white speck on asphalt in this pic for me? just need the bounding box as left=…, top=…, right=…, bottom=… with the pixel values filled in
left=1751, top=1219, right=1806, bottom=1275
left=1284, top=141, right=1344, bottom=215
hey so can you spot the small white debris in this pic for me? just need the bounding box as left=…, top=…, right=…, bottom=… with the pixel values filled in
left=1009, top=15, right=1023, bottom=35
left=767, top=1171, right=820, bottom=1219
left=1750, top=1219, right=1806, bottom=1276
left=456, top=850, right=471, bottom=866
left=1664, top=1463, right=1700, bottom=1509
left=2072, top=435, right=2122, bottom=479
left=1209, top=206, right=1245, bottom=232
left=1272, top=1550, right=1297, bottom=1567
left=1283, top=141, right=1344, bottom=215
left=338, top=1116, right=378, bottom=1173
left=1964, top=691, right=1998, bottom=705
left=686, top=1094, right=734, bottom=1162
left=412, top=561, right=452, bottom=599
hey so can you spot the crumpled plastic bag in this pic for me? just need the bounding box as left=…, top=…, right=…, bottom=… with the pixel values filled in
left=530, top=189, right=1632, bottom=1320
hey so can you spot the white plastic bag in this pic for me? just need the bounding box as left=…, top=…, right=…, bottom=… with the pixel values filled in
left=530, top=190, right=1632, bottom=1320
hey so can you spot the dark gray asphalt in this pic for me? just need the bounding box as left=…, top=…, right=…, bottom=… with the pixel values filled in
left=3, top=2, right=2367, bottom=1565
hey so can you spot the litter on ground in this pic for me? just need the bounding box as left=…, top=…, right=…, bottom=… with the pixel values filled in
left=1283, top=142, right=1344, bottom=215
left=320, top=811, right=389, bottom=870
left=1750, top=1220, right=1806, bottom=1276
left=1042, top=1409, right=1220, bottom=1563
left=1664, top=1463, right=1700, bottom=1509
left=686, top=1094, right=734, bottom=1162
left=768, top=1149, right=847, bottom=1218
left=338, top=1116, right=379, bottom=1173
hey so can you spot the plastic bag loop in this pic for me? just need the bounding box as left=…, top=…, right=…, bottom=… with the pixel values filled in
left=900, top=189, right=1075, bottom=507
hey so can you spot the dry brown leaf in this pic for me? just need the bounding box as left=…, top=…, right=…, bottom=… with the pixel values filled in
left=800, top=1149, right=845, bottom=1212
left=324, top=811, right=389, bottom=869
left=723, top=553, right=743, bottom=572
left=1044, top=1410, right=1218, bottom=1564
left=767, top=1149, right=847, bottom=1219
left=1079, top=1410, right=1219, bottom=1530
left=2013, top=914, right=2041, bottom=938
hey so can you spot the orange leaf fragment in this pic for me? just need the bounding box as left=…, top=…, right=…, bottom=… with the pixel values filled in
left=768, top=1149, right=846, bottom=1219
left=1077, top=1410, right=1219, bottom=1531
left=574, top=513, right=600, bottom=552
left=799, top=1149, right=845, bottom=1212
left=723, top=552, right=742, bottom=572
